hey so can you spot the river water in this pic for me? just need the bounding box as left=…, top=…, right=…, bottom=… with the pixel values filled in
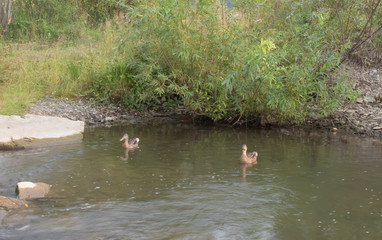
left=1, top=123, right=382, bottom=239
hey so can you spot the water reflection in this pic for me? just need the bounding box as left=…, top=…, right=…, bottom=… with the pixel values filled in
left=121, top=148, right=138, bottom=162
left=0, top=124, right=382, bottom=239
left=240, top=163, right=255, bottom=180
left=122, top=149, right=130, bottom=161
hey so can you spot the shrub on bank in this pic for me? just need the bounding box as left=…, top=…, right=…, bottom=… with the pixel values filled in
left=89, top=0, right=357, bottom=122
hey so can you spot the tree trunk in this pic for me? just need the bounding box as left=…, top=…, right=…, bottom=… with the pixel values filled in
left=0, top=0, right=13, bottom=34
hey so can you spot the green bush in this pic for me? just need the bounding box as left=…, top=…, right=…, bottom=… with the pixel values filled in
left=78, top=0, right=133, bottom=24
left=90, top=0, right=356, bottom=122
left=7, top=0, right=82, bottom=41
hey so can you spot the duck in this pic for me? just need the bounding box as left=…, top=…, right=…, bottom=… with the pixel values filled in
left=238, top=144, right=258, bottom=164
left=120, top=133, right=140, bottom=149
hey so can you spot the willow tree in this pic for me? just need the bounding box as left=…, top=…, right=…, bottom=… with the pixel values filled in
left=0, top=0, right=13, bottom=34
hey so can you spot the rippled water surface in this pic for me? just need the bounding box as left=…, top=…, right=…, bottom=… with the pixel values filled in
left=1, top=123, right=382, bottom=239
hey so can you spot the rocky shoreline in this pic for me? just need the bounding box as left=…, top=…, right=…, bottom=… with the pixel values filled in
left=28, top=97, right=138, bottom=126
left=27, top=63, right=382, bottom=138
left=27, top=97, right=193, bottom=128
left=309, top=63, right=382, bottom=138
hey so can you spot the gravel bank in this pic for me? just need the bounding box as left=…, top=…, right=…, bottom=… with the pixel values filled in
left=28, top=97, right=134, bottom=126
left=308, top=63, right=382, bottom=138
left=27, top=97, right=183, bottom=127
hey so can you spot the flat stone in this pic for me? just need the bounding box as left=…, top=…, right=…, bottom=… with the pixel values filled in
left=0, top=196, right=26, bottom=210
left=345, top=109, right=356, bottom=114
left=105, top=116, right=115, bottom=122
left=376, top=93, right=382, bottom=101
left=364, top=96, right=375, bottom=103
left=0, top=114, right=84, bottom=143
left=16, top=182, right=51, bottom=200
left=374, top=118, right=382, bottom=124
left=373, top=126, right=382, bottom=130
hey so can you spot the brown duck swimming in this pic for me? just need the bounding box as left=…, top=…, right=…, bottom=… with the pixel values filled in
left=120, top=133, right=139, bottom=149
left=238, top=144, right=258, bottom=164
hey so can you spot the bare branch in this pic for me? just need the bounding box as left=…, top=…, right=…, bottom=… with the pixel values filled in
left=331, top=0, right=382, bottom=70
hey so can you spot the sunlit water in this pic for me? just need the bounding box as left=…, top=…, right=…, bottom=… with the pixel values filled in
left=1, top=123, right=382, bottom=239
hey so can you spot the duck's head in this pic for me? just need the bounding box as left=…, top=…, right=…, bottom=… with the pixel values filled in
left=120, top=133, right=128, bottom=141
left=242, top=144, right=247, bottom=151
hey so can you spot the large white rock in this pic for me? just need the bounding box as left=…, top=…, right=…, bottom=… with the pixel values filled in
left=0, top=114, right=84, bottom=143
left=16, top=182, right=51, bottom=200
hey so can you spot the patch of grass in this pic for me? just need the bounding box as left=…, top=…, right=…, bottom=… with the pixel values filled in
left=0, top=25, right=117, bottom=115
